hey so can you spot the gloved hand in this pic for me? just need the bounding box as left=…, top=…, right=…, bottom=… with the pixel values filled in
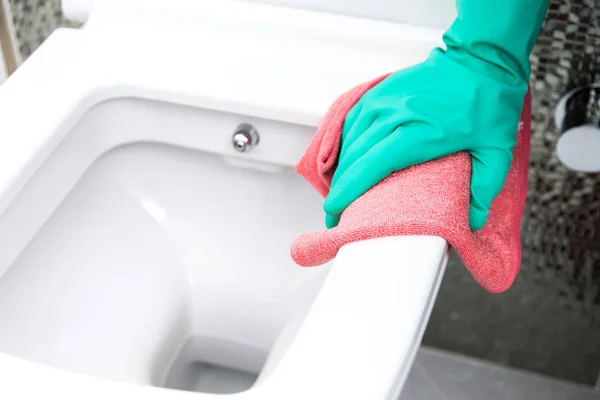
left=324, top=0, right=548, bottom=230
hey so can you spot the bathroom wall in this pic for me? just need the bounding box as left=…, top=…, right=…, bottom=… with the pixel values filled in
left=7, top=0, right=600, bottom=388
left=8, top=0, right=75, bottom=59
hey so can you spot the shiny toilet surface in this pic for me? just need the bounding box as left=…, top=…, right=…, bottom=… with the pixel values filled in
left=0, top=95, right=449, bottom=399
left=0, top=0, right=452, bottom=398
left=0, top=139, right=328, bottom=389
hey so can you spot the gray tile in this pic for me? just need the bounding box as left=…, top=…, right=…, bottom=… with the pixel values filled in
left=424, top=251, right=600, bottom=384
left=8, top=0, right=77, bottom=59
left=400, top=347, right=600, bottom=400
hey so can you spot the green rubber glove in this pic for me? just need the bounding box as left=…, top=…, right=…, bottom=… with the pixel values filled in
left=324, top=0, right=548, bottom=230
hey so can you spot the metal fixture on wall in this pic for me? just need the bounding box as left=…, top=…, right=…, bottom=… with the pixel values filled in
left=554, top=84, right=600, bottom=172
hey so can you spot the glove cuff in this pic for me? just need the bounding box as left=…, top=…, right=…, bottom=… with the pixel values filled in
left=441, top=0, right=549, bottom=84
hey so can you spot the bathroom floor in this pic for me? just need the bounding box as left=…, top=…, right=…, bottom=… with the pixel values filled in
left=400, top=347, right=600, bottom=400
left=424, top=251, right=600, bottom=387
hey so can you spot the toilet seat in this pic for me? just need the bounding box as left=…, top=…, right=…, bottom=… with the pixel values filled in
left=0, top=1, right=449, bottom=398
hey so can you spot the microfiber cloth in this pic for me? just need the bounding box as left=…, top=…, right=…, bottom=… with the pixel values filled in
left=291, top=75, right=531, bottom=293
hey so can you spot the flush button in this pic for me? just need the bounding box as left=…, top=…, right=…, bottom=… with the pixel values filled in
left=232, top=123, right=259, bottom=153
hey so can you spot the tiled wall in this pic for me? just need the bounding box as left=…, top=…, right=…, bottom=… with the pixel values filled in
left=7, top=0, right=600, bottom=387
left=8, top=0, right=75, bottom=58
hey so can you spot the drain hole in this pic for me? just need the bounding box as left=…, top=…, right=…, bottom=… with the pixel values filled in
left=161, top=337, right=268, bottom=394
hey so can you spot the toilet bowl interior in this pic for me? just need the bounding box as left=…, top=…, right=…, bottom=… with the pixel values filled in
left=0, top=97, right=331, bottom=394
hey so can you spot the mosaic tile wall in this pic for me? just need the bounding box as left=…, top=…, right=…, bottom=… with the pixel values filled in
left=7, top=0, right=600, bottom=387
left=8, top=0, right=75, bottom=58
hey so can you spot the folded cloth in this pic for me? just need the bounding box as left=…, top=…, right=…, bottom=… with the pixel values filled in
left=291, top=75, right=531, bottom=293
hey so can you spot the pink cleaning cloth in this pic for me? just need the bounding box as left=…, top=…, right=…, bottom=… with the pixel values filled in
left=291, top=75, right=531, bottom=293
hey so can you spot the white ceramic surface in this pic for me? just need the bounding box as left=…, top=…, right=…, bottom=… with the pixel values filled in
left=0, top=1, right=450, bottom=398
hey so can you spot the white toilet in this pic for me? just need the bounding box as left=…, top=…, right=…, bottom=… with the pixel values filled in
left=0, top=1, right=450, bottom=398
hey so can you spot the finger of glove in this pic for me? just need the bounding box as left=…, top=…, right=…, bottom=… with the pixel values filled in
left=325, top=213, right=341, bottom=229
left=333, top=112, right=403, bottom=186
left=468, top=146, right=513, bottom=230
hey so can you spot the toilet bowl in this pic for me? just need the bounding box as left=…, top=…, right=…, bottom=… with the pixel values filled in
left=0, top=1, right=449, bottom=398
